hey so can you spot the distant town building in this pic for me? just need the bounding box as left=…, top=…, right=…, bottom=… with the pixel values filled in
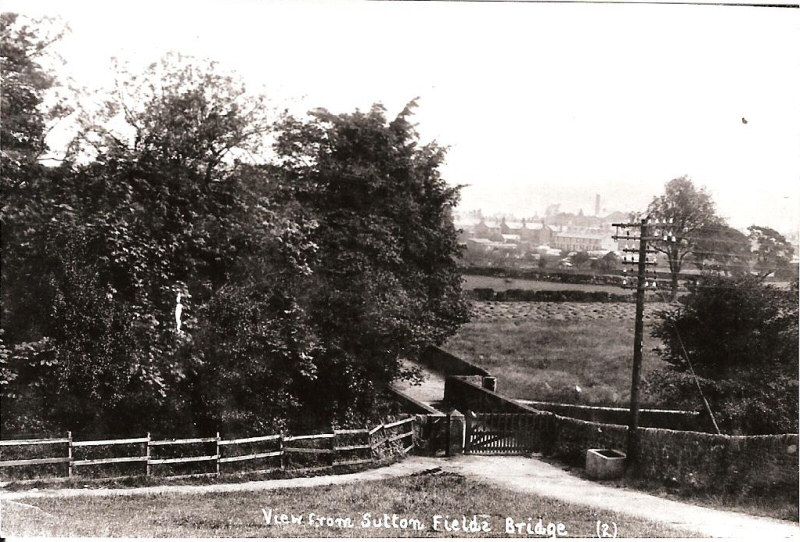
left=454, top=207, right=623, bottom=261
left=551, top=231, right=614, bottom=252
left=499, top=218, right=552, bottom=245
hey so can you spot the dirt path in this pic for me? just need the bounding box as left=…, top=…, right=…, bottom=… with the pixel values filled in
left=441, top=455, right=799, bottom=539
left=2, top=454, right=797, bottom=538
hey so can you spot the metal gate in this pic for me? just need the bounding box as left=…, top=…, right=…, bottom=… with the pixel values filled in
left=464, top=413, right=544, bottom=455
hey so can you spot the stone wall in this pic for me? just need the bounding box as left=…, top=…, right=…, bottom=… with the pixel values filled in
left=521, top=400, right=706, bottom=431
left=636, top=428, right=798, bottom=495
left=444, top=375, right=534, bottom=413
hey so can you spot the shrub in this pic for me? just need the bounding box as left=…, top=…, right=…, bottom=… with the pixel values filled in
left=646, top=274, right=798, bottom=434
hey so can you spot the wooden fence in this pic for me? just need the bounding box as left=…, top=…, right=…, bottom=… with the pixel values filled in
left=0, top=417, right=415, bottom=482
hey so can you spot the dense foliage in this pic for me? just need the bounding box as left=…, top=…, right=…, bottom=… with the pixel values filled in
left=1, top=16, right=467, bottom=437
left=747, top=225, right=795, bottom=279
left=646, top=177, right=723, bottom=299
left=270, top=104, right=469, bottom=427
left=646, top=274, right=798, bottom=435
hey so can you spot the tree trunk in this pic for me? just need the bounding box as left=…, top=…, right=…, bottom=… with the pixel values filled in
left=670, top=273, right=679, bottom=301
left=669, top=247, right=680, bottom=301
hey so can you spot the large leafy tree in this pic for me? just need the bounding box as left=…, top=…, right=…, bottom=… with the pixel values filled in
left=272, top=102, right=469, bottom=426
left=2, top=50, right=316, bottom=436
left=748, top=225, right=795, bottom=279
left=691, top=224, right=751, bottom=276
left=3, top=39, right=468, bottom=435
left=0, top=12, right=70, bottom=164
left=591, top=251, right=620, bottom=273
left=646, top=177, right=724, bottom=299
left=71, top=53, right=271, bottom=173
left=1, top=12, right=73, bottom=432
left=647, top=274, right=798, bottom=434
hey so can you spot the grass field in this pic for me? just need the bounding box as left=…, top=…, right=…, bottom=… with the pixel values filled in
left=1, top=472, right=697, bottom=537
left=444, top=302, right=669, bottom=406
left=463, top=275, right=627, bottom=294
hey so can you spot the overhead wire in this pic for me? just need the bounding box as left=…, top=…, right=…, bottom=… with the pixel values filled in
left=650, top=285, right=722, bottom=434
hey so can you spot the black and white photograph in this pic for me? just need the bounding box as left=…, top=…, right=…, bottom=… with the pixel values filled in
left=1, top=0, right=798, bottom=539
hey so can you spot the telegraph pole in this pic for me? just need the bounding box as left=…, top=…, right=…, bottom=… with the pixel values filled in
left=614, top=218, right=723, bottom=461
left=612, top=218, right=664, bottom=466
left=628, top=218, right=648, bottom=462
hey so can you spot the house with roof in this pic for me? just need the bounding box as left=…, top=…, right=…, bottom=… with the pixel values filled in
left=474, top=218, right=504, bottom=242
left=551, top=231, right=615, bottom=252
left=499, top=218, right=552, bottom=245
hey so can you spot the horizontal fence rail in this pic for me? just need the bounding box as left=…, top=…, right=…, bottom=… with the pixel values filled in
left=0, top=438, right=70, bottom=447
left=0, top=457, right=71, bottom=468
left=72, top=437, right=149, bottom=447
left=218, top=435, right=280, bottom=446
left=0, top=417, right=417, bottom=482
left=150, top=437, right=218, bottom=446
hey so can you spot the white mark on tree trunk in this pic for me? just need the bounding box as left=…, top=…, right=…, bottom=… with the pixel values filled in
left=175, top=292, right=183, bottom=334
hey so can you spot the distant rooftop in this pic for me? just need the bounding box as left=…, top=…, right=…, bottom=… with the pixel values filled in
left=553, top=232, right=609, bottom=239
left=505, top=221, right=547, bottom=230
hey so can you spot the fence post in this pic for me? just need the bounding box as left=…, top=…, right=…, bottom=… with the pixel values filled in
left=330, top=429, right=336, bottom=468
left=446, top=413, right=452, bottom=457
left=279, top=434, right=285, bottom=473
left=215, top=432, right=221, bottom=477
left=67, top=431, right=73, bottom=477
left=146, top=432, right=151, bottom=477
left=368, top=424, right=383, bottom=460
left=365, top=426, right=372, bottom=465
left=464, top=414, right=471, bottom=454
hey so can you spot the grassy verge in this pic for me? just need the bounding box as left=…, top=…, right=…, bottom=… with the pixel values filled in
left=444, top=316, right=666, bottom=405
left=1, top=455, right=402, bottom=492
left=611, top=475, right=798, bottom=523
left=1, top=471, right=698, bottom=537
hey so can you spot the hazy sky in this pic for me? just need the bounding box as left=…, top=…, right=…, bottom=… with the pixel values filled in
left=7, top=0, right=800, bottom=233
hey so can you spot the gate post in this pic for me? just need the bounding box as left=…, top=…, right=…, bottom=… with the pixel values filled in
left=465, top=412, right=472, bottom=453
left=446, top=409, right=466, bottom=456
